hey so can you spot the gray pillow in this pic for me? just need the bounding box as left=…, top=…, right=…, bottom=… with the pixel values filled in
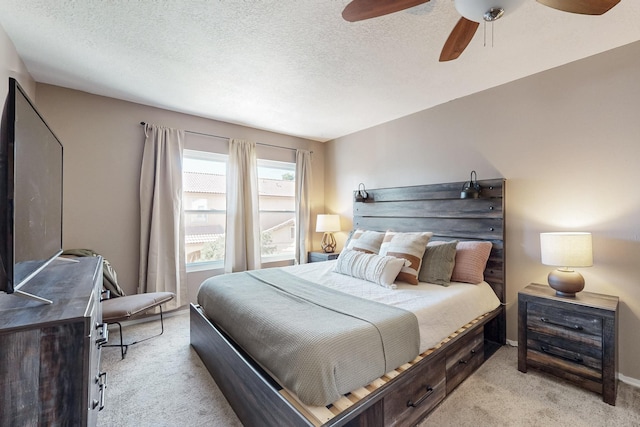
left=418, top=240, right=458, bottom=286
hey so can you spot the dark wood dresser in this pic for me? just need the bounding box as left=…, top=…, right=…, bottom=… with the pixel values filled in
left=0, top=257, right=107, bottom=426
left=518, top=283, right=618, bottom=405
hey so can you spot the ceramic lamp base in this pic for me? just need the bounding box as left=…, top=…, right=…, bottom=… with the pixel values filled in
left=548, top=268, right=585, bottom=297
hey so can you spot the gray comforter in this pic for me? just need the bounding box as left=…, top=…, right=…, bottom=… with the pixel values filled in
left=197, top=268, right=420, bottom=406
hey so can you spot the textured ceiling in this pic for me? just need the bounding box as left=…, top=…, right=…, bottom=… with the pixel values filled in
left=1, top=1, right=639, bottom=142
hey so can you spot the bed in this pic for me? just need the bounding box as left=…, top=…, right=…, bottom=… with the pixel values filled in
left=190, top=178, right=506, bottom=426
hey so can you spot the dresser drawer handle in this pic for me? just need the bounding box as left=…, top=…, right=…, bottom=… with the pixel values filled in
left=407, top=386, right=434, bottom=408
left=93, top=372, right=107, bottom=411
left=95, top=323, right=109, bottom=346
left=540, top=345, right=584, bottom=364
left=540, top=317, right=583, bottom=331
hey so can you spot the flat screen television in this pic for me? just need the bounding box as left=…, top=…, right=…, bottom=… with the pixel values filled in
left=0, top=78, right=63, bottom=303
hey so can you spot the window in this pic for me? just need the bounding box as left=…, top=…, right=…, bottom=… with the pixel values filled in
left=183, top=150, right=297, bottom=269
left=183, top=149, right=227, bottom=267
left=257, top=159, right=296, bottom=262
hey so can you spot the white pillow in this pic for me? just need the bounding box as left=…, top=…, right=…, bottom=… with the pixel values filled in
left=345, top=229, right=386, bottom=254
left=333, top=249, right=408, bottom=289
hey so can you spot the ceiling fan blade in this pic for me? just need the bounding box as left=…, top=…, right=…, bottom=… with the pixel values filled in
left=342, top=0, right=430, bottom=22
left=537, top=0, right=620, bottom=15
left=439, top=17, right=480, bottom=62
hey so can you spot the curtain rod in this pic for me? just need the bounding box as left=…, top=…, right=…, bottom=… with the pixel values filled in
left=140, top=122, right=311, bottom=153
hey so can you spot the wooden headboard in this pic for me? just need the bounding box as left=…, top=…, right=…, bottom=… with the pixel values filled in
left=352, top=178, right=506, bottom=343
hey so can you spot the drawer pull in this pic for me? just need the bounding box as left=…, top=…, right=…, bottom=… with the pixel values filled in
left=540, top=345, right=584, bottom=364
left=407, top=386, right=434, bottom=408
left=458, top=349, right=476, bottom=365
left=96, top=323, right=109, bottom=347
left=540, top=317, right=583, bottom=331
left=93, top=371, right=107, bottom=411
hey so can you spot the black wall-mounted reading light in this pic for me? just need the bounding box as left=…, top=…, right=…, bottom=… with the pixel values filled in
left=355, top=183, right=368, bottom=202
left=460, top=171, right=482, bottom=199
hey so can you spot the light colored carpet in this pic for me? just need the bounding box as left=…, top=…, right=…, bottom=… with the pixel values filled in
left=98, top=309, right=242, bottom=427
left=98, top=310, right=640, bottom=427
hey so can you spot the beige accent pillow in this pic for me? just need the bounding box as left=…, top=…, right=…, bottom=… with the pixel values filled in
left=418, top=240, right=458, bottom=286
left=333, top=249, right=408, bottom=289
left=345, top=229, right=385, bottom=254
left=379, top=231, right=433, bottom=285
left=450, top=241, right=493, bottom=284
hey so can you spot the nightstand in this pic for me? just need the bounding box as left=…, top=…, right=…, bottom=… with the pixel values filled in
left=518, top=283, right=618, bottom=405
left=308, top=251, right=340, bottom=263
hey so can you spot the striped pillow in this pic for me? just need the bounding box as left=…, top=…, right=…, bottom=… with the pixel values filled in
left=450, top=241, right=493, bottom=284
left=379, top=231, right=433, bottom=285
left=345, top=229, right=385, bottom=254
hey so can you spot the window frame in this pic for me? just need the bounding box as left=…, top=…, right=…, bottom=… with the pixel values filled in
left=183, top=149, right=228, bottom=272
left=257, top=158, right=296, bottom=264
left=182, top=149, right=298, bottom=272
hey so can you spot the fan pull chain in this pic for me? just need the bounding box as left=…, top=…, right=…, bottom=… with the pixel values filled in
left=483, top=21, right=495, bottom=48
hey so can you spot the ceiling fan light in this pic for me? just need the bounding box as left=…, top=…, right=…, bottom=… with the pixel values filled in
left=455, top=0, right=526, bottom=23
left=484, top=7, right=505, bottom=22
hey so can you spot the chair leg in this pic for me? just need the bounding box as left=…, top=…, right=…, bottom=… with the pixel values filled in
left=102, top=306, right=166, bottom=360
left=102, top=321, right=128, bottom=359
left=128, top=305, right=166, bottom=346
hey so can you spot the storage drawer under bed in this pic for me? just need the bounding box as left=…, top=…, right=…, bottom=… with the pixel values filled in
left=383, top=354, right=446, bottom=427
left=445, top=326, right=485, bottom=393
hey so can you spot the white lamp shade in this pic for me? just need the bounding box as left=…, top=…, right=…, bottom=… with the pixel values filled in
left=540, top=232, right=593, bottom=268
left=455, top=0, right=526, bottom=22
left=316, top=214, right=340, bottom=233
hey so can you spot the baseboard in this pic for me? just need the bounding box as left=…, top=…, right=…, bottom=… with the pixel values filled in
left=619, top=373, right=640, bottom=388
left=508, top=340, right=640, bottom=388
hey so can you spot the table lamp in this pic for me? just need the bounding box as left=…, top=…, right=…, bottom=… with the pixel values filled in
left=316, top=214, right=340, bottom=253
left=540, top=232, right=593, bottom=297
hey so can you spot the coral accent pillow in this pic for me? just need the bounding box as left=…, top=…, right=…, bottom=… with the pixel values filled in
left=345, top=229, right=385, bottom=254
left=379, top=231, right=433, bottom=285
left=334, top=249, right=408, bottom=289
left=451, top=241, right=493, bottom=284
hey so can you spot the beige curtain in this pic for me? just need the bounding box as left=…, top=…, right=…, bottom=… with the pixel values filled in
left=294, top=150, right=312, bottom=264
left=224, top=139, right=261, bottom=273
left=139, top=123, right=186, bottom=309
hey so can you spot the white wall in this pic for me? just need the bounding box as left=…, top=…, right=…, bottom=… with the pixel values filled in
left=0, top=25, right=34, bottom=111
left=33, top=84, right=325, bottom=302
left=325, top=41, right=640, bottom=381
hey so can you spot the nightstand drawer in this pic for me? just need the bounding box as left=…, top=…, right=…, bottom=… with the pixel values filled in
left=527, top=302, right=603, bottom=342
left=526, top=329, right=602, bottom=363
left=527, top=334, right=602, bottom=381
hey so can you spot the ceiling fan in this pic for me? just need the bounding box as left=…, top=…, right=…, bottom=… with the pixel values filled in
left=341, top=0, right=621, bottom=61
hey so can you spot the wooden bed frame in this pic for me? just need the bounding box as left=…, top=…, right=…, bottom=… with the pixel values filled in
left=190, top=178, right=506, bottom=426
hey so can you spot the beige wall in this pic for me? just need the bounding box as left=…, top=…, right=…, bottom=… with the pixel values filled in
left=33, top=84, right=325, bottom=302
left=325, top=41, right=640, bottom=382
